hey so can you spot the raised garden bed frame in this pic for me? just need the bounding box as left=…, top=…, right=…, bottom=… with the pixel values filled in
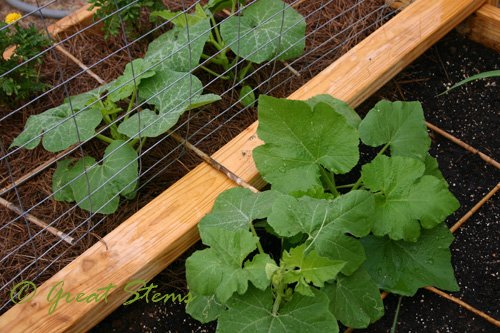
left=1, top=0, right=499, bottom=331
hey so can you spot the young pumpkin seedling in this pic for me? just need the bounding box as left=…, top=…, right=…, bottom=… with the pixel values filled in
left=10, top=16, right=221, bottom=214
left=185, top=94, right=460, bottom=331
left=152, top=0, right=306, bottom=106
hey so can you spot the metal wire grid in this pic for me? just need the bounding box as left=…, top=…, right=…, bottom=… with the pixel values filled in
left=0, top=0, right=406, bottom=312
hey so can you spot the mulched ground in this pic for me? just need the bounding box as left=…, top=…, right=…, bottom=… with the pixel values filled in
left=92, top=31, right=500, bottom=333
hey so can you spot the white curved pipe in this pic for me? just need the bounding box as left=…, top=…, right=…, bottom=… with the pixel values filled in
left=5, top=0, right=73, bottom=19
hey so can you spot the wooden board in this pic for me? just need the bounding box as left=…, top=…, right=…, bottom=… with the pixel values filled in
left=457, top=4, right=500, bottom=52
left=0, top=0, right=486, bottom=331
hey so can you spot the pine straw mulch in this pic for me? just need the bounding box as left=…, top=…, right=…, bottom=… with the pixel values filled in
left=0, top=0, right=395, bottom=314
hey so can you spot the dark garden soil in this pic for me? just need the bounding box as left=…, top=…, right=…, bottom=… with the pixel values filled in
left=0, top=0, right=392, bottom=316
left=92, top=31, right=500, bottom=332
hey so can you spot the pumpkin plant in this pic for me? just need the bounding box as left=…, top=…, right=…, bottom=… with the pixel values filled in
left=10, top=17, right=220, bottom=214
left=184, top=95, right=460, bottom=331
left=152, top=0, right=306, bottom=106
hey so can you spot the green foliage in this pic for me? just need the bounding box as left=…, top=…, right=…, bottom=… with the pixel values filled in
left=185, top=94, right=460, bottom=331
left=12, top=22, right=221, bottom=214
left=439, top=69, right=500, bottom=95
left=220, top=0, right=306, bottom=64
left=153, top=0, right=306, bottom=104
left=87, top=0, right=163, bottom=39
left=253, top=95, right=359, bottom=194
left=53, top=140, right=138, bottom=214
left=0, top=21, right=50, bottom=105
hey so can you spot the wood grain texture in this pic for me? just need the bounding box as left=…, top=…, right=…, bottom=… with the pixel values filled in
left=288, top=0, right=487, bottom=107
left=457, top=4, right=500, bottom=52
left=0, top=0, right=486, bottom=331
left=487, top=0, right=499, bottom=7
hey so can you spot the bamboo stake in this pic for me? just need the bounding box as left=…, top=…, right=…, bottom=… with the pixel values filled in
left=0, top=197, right=74, bottom=245
left=426, top=121, right=500, bottom=170
left=168, top=131, right=259, bottom=193
left=54, top=44, right=106, bottom=85
left=425, top=286, right=500, bottom=328
left=450, top=181, right=500, bottom=233
left=0, top=146, right=74, bottom=195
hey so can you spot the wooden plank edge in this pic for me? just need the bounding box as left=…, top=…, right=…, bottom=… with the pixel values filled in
left=457, top=4, right=500, bottom=52
left=3, top=4, right=96, bottom=60
left=0, top=0, right=485, bottom=331
left=288, top=0, right=488, bottom=108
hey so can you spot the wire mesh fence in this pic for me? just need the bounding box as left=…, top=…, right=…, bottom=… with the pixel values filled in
left=0, top=0, right=410, bottom=314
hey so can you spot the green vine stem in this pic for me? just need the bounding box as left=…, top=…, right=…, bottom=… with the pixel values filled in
left=96, top=133, right=115, bottom=144
left=272, top=276, right=286, bottom=316
left=124, top=88, right=137, bottom=121
left=319, top=166, right=340, bottom=198
left=249, top=221, right=265, bottom=255
left=200, top=65, right=230, bottom=80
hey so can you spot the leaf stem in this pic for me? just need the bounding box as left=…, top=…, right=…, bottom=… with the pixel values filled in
left=210, top=15, right=224, bottom=47
left=391, top=296, right=403, bottom=333
left=124, top=87, right=136, bottom=121
left=135, top=137, right=147, bottom=153
left=200, top=65, right=230, bottom=80
left=238, top=61, right=254, bottom=81
left=96, top=133, right=115, bottom=144
left=272, top=277, right=286, bottom=316
left=249, top=221, right=264, bottom=255
left=231, top=0, right=237, bottom=15
left=201, top=53, right=226, bottom=65
left=319, top=166, right=340, bottom=198
left=336, top=183, right=357, bottom=189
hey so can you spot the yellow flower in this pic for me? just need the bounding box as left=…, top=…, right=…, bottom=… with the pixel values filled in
left=5, top=13, right=22, bottom=24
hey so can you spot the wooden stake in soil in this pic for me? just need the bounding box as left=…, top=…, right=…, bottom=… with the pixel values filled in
left=0, top=197, right=74, bottom=245
left=426, top=121, right=500, bottom=170
left=425, top=286, right=500, bottom=328
left=168, top=131, right=259, bottom=193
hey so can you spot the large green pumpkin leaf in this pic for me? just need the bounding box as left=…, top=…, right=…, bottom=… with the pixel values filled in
left=108, top=59, right=156, bottom=102
left=361, top=224, right=459, bottom=296
left=217, top=286, right=338, bottom=333
left=185, top=291, right=225, bottom=324
left=253, top=95, right=359, bottom=194
left=304, top=94, right=361, bottom=129
left=268, top=192, right=374, bottom=275
left=220, top=0, right=306, bottom=63
left=144, top=18, right=211, bottom=72
left=64, top=84, right=110, bottom=110
left=323, top=267, right=384, bottom=328
left=282, top=244, right=345, bottom=296
left=358, top=100, right=431, bottom=161
left=151, top=3, right=207, bottom=28
left=117, top=70, right=220, bottom=138
left=52, top=158, right=75, bottom=202
left=198, top=187, right=280, bottom=233
left=362, top=155, right=460, bottom=242
left=53, top=140, right=138, bottom=214
left=186, top=228, right=274, bottom=303
left=10, top=103, right=102, bottom=152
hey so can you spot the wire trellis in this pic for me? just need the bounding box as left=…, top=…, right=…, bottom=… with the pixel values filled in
left=0, top=0, right=408, bottom=314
